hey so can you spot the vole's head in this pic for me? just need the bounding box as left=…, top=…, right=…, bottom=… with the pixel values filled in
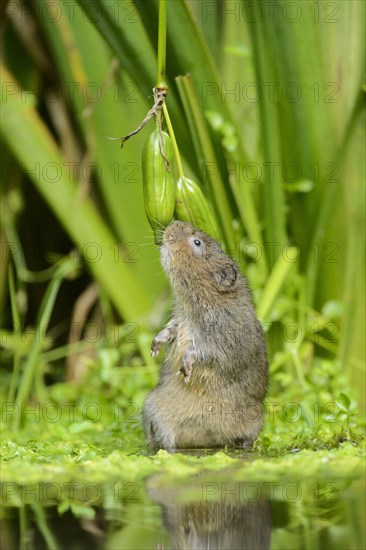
left=160, top=221, right=240, bottom=296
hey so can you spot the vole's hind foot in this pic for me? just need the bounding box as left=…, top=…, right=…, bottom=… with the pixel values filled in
left=143, top=393, right=177, bottom=450
left=233, top=435, right=254, bottom=449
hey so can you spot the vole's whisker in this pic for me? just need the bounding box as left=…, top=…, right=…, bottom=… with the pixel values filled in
left=149, top=218, right=166, bottom=231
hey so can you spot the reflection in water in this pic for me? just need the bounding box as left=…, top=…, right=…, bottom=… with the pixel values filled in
left=147, top=472, right=271, bottom=549
left=0, top=471, right=364, bottom=549
left=0, top=508, right=106, bottom=550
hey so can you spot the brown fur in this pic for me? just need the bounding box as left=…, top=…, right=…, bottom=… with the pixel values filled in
left=143, top=221, right=268, bottom=450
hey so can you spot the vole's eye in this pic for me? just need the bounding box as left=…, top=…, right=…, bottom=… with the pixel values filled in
left=188, top=235, right=204, bottom=256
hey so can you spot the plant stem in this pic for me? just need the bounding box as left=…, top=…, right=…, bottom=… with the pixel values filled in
left=257, top=247, right=298, bottom=322
left=7, top=266, right=22, bottom=403
left=11, top=261, right=74, bottom=430
left=226, top=149, right=268, bottom=280
left=246, top=2, right=286, bottom=262
left=157, top=2, right=184, bottom=179
left=306, top=90, right=365, bottom=308
left=19, top=507, right=27, bottom=550
left=31, top=503, right=60, bottom=550
left=156, top=0, right=167, bottom=88
left=162, top=102, right=185, bottom=178
left=12, top=277, right=62, bottom=430
left=176, top=75, right=236, bottom=251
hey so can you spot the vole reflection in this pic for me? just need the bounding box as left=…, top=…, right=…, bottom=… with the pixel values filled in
left=146, top=471, right=271, bottom=550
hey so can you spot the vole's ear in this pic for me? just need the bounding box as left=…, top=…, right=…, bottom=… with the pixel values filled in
left=213, top=262, right=238, bottom=291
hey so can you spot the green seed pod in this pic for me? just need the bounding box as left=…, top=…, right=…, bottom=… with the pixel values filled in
left=142, top=130, right=175, bottom=244
left=175, top=176, right=220, bottom=240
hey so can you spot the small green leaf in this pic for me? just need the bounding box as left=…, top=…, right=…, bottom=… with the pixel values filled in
left=322, top=300, right=344, bottom=319
left=70, top=504, right=96, bottom=519
left=284, top=180, right=315, bottom=193
left=337, top=393, right=351, bottom=411
left=224, top=44, right=250, bottom=58
left=57, top=501, right=70, bottom=515
left=204, top=111, right=224, bottom=131
left=222, top=134, right=238, bottom=153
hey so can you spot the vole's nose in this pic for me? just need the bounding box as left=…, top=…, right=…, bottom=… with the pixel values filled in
left=163, top=220, right=187, bottom=242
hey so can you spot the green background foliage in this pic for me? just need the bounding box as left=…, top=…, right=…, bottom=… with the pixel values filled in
left=0, top=1, right=365, bottom=546
left=1, top=0, right=364, bottom=407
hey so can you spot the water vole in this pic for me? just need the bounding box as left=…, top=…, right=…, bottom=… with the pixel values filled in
left=143, top=221, right=268, bottom=450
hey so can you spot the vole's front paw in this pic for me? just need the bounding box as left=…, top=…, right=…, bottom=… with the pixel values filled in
left=151, top=327, right=174, bottom=357
left=151, top=335, right=164, bottom=357
left=177, top=349, right=196, bottom=383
